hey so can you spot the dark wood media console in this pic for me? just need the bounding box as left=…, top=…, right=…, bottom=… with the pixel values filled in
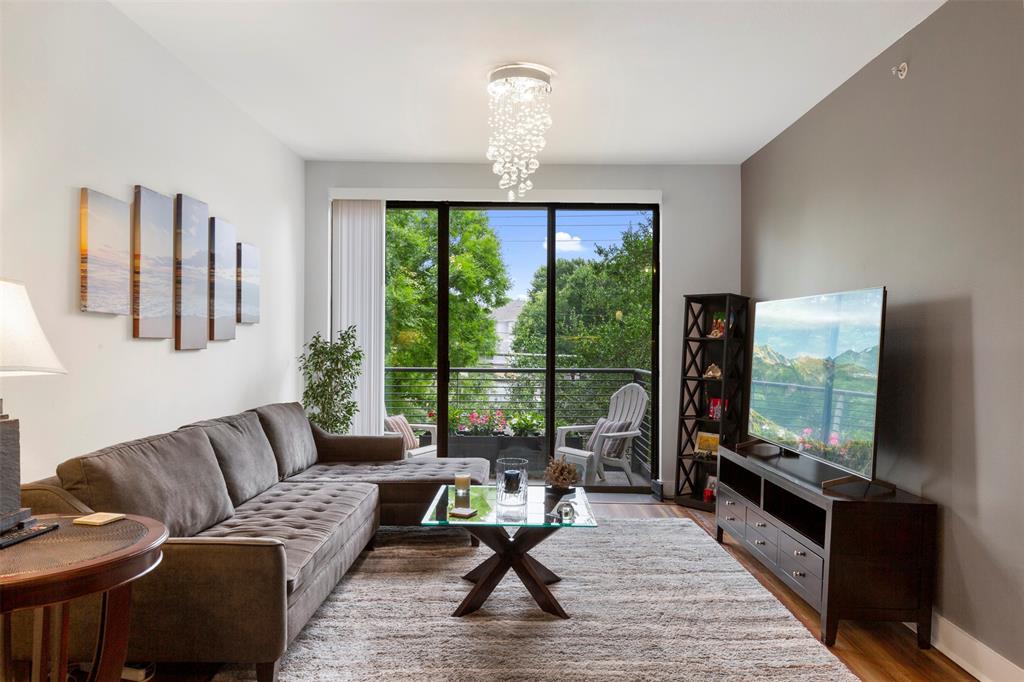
left=715, top=443, right=937, bottom=646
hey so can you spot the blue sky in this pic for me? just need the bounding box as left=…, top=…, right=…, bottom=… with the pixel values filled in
left=484, top=209, right=653, bottom=299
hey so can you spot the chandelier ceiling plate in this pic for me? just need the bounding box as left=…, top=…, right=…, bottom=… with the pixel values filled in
left=486, top=62, right=554, bottom=202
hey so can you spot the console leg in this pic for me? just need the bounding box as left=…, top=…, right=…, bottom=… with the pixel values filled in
left=916, top=612, right=932, bottom=649
left=715, top=525, right=724, bottom=543
left=822, top=610, right=839, bottom=646
left=469, top=532, right=480, bottom=548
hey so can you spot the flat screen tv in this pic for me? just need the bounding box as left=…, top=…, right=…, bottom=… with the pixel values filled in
left=748, top=287, right=886, bottom=480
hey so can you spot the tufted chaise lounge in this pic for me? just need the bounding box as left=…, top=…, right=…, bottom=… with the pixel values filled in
left=18, top=402, right=489, bottom=682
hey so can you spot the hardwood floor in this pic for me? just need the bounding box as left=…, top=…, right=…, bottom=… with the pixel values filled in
left=143, top=500, right=973, bottom=682
left=593, top=500, right=975, bottom=682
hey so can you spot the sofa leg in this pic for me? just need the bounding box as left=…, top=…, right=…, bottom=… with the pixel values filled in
left=469, top=532, right=480, bottom=548
left=256, top=659, right=280, bottom=682
left=365, top=533, right=376, bottom=552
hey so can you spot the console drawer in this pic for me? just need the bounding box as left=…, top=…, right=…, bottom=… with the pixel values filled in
left=717, top=488, right=746, bottom=539
left=745, top=527, right=778, bottom=566
left=780, top=552, right=823, bottom=610
left=746, top=507, right=778, bottom=546
left=779, top=531, right=824, bottom=579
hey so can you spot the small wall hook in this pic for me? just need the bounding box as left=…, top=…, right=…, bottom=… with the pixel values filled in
left=892, top=62, right=908, bottom=80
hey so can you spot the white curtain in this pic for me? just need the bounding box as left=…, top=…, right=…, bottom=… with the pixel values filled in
left=331, top=200, right=385, bottom=435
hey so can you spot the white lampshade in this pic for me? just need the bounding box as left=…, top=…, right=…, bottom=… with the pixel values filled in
left=0, top=279, right=66, bottom=376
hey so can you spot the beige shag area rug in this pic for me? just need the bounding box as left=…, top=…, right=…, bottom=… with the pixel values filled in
left=214, top=519, right=856, bottom=681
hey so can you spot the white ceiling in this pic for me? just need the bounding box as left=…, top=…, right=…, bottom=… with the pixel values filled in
left=113, top=1, right=942, bottom=165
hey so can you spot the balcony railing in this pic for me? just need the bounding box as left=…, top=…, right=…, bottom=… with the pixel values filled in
left=385, top=366, right=653, bottom=480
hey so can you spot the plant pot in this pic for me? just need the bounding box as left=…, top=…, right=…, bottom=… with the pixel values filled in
left=448, top=435, right=548, bottom=475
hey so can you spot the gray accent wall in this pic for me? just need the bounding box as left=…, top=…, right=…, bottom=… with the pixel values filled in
left=741, top=0, right=1023, bottom=667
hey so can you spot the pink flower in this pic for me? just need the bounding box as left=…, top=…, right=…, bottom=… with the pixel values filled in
left=802, top=427, right=813, bottom=436
left=828, top=432, right=840, bottom=447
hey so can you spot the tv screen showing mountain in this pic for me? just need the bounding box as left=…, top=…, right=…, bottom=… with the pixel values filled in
left=749, top=287, right=886, bottom=479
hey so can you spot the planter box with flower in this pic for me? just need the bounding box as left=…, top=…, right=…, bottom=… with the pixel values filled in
left=447, top=409, right=547, bottom=474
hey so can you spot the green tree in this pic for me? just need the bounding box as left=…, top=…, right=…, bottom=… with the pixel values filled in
left=511, top=218, right=654, bottom=371
left=385, top=209, right=511, bottom=419
left=385, top=209, right=511, bottom=367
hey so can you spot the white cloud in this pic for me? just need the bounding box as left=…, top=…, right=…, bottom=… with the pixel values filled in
left=542, top=231, right=584, bottom=253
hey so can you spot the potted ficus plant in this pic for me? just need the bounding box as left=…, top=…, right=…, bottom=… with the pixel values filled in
left=298, top=325, right=363, bottom=433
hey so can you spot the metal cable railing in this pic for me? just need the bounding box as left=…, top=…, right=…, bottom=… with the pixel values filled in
left=385, top=366, right=653, bottom=476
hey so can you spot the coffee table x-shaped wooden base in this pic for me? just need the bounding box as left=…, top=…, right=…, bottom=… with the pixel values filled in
left=454, top=526, right=568, bottom=619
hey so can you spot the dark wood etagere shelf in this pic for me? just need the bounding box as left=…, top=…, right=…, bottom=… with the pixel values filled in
left=675, top=293, right=750, bottom=510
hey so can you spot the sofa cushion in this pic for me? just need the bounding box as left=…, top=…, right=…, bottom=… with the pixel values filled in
left=251, top=403, right=317, bottom=479
left=196, top=481, right=378, bottom=595
left=286, top=457, right=490, bottom=507
left=189, top=412, right=279, bottom=506
left=56, top=428, right=233, bottom=537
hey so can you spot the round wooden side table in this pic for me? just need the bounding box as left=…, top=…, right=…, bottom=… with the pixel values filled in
left=0, top=514, right=167, bottom=682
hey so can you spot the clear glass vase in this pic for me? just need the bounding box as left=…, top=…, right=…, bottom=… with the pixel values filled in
left=495, top=457, right=529, bottom=507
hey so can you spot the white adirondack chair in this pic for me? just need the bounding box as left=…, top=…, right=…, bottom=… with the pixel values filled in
left=555, top=383, right=649, bottom=485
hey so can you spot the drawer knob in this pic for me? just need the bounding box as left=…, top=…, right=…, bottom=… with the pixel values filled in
left=754, top=540, right=766, bottom=546
left=793, top=550, right=806, bottom=557
left=725, top=516, right=737, bottom=522
left=725, top=500, right=736, bottom=506
left=755, top=522, right=767, bottom=528
left=791, top=570, right=806, bottom=578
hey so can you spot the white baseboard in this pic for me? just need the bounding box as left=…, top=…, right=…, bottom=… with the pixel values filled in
left=907, top=613, right=1023, bottom=682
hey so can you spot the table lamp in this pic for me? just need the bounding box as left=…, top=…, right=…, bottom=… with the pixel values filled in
left=0, top=279, right=66, bottom=542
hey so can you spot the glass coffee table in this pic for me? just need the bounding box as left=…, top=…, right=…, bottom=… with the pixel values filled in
left=422, top=485, right=597, bottom=618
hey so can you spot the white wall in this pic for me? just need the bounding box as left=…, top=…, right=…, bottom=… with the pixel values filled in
left=0, top=1, right=306, bottom=482
left=305, top=162, right=741, bottom=488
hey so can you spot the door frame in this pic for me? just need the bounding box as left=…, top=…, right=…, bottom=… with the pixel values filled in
left=386, top=200, right=660, bottom=492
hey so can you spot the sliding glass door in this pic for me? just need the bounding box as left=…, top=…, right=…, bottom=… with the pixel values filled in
left=383, top=208, right=438, bottom=445
left=447, top=208, right=548, bottom=476
left=384, top=202, right=658, bottom=491
left=553, top=209, right=656, bottom=488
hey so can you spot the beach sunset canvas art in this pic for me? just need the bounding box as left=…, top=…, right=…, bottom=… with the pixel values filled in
left=132, top=186, right=174, bottom=338
left=80, top=188, right=130, bottom=314
left=209, top=218, right=237, bottom=340
left=175, top=194, right=210, bottom=350
left=237, top=242, right=260, bottom=324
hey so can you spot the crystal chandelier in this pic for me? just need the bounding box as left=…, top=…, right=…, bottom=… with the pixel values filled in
left=486, top=63, right=553, bottom=201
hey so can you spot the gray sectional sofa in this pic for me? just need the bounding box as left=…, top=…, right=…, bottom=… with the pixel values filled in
left=18, top=402, right=489, bottom=682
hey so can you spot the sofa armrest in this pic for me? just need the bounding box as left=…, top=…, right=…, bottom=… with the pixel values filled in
left=129, top=537, right=289, bottom=662
left=311, top=422, right=404, bottom=463
left=20, top=480, right=93, bottom=515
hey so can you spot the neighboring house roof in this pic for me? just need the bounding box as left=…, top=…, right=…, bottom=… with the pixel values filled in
left=492, top=300, right=525, bottom=322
